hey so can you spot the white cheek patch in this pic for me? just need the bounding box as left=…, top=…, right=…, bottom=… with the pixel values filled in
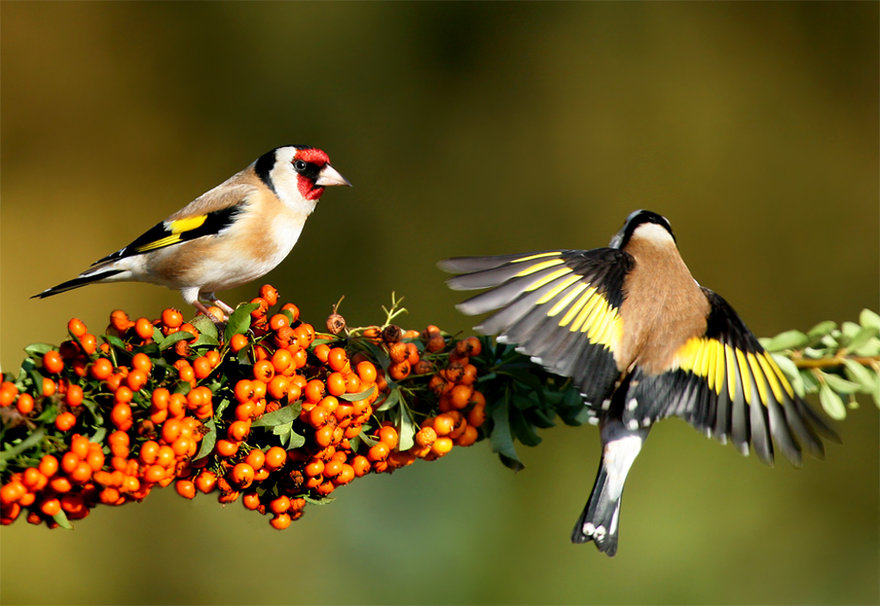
left=632, top=222, right=675, bottom=246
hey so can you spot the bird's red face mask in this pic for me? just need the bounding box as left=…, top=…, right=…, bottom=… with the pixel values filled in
left=293, top=148, right=350, bottom=201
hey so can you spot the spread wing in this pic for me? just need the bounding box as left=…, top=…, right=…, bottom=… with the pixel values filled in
left=624, top=288, right=838, bottom=465
left=440, top=249, right=633, bottom=405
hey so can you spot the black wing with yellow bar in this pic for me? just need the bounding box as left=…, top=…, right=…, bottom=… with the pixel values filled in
left=440, top=249, right=631, bottom=405
left=92, top=203, right=245, bottom=266
left=624, top=288, right=837, bottom=465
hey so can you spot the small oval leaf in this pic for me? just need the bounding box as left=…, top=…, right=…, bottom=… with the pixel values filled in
left=761, top=330, right=809, bottom=352
left=819, top=382, right=847, bottom=420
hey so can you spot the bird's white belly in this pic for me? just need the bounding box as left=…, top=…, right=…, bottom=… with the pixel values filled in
left=199, top=221, right=303, bottom=292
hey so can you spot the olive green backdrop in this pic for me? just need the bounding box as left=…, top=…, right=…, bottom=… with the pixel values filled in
left=1, top=3, right=877, bottom=605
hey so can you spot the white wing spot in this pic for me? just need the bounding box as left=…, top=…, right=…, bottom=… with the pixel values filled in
left=626, top=419, right=639, bottom=430
left=627, top=398, right=638, bottom=411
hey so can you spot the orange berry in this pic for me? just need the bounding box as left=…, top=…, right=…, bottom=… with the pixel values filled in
left=42, top=351, right=64, bottom=374
left=426, top=334, right=446, bottom=353
left=449, top=384, right=474, bottom=410
left=175, top=479, right=196, bottom=499
left=304, top=379, right=326, bottom=403
left=388, top=360, right=411, bottom=381
left=253, top=359, right=275, bottom=382
left=90, top=357, right=114, bottom=381
left=269, top=495, right=290, bottom=515
left=259, top=284, right=279, bottom=306
left=326, top=372, right=346, bottom=397
left=135, top=317, right=155, bottom=340
left=110, top=403, right=132, bottom=430
left=293, top=323, right=315, bottom=348
left=456, top=424, right=479, bottom=446
left=55, top=412, right=76, bottom=432
left=327, top=347, right=348, bottom=372
left=264, top=446, right=287, bottom=470
left=355, top=360, right=377, bottom=385
left=323, top=459, right=343, bottom=478
left=269, top=313, right=289, bottom=331
left=431, top=436, right=454, bottom=456
left=162, top=307, right=184, bottom=329
left=79, top=333, right=97, bottom=355
left=230, top=333, right=249, bottom=353
left=245, top=449, right=265, bottom=470
left=215, top=439, right=240, bottom=458
left=367, top=441, right=390, bottom=462
left=432, top=414, right=455, bottom=436
left=126, top=369, right=148, bottom=391
left=415, top=426, right=437, bottom=448
left=184, top=356, right=208, bottom=380
left=271, top=348, right=293, bottom=374
left=314, top=425, right=334, bottom=448
left=270, top=513, right=292, bottom=529
left=65, top=384, right=84, bottom=407
left=39, top=455, right=59, bottom=478
left=307, top=405, right=330, bottom=428
left=314, top=343, right=331, bottom=364
left=267, top=375, right=290, bottom=400
left=67, top=317, right=88, bottom=337
left=234, top=379, right=255, bottom=403
left=15, top=393, right=34, bottom=415
left=227, top=420, right=251, bottom=441
left=40, top=497, right=62, bottom=517
left=229, top=463, right=255, bottom=489
left=252, top=380, right=267, bottom=400
left=195, top=471, right=218, bottom=494
left=378, top=425, right=399, bottom=449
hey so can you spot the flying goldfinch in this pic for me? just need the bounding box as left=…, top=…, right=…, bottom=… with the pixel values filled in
left=34, top=145, right=350, bottom=316
left=440, top=209, right=837, bottom=556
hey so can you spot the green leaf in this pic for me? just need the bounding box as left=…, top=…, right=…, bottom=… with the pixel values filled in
left=158, top=330, right=195, bottom=351
left=770, top=353, right=805, bottom=397
left=510, top=408, right=542, bottom=447
left=191, top=315, right=220, bottom=347
left=104, top=334, right=128, bottom=352
left=760, top=330, right=809, bottom=352
left=845, top=326, right=879, bottom=352
left=194, top=418, right=217, bottom=460
left=819, top=382, right=847, bottom=420
left=859, top=308, right=880, bottom=331
left=820, top=371, right=862, bottom=395
left=52, top=509, right=73, bottom=530
left=252, top=403, right=301, bottom=428
left=375, top=388, right=400, bottom=413
left=489, top=400, right=524, bottom=471
left=24, top=343, right=54, bottom=357
left=340, top=385, right=376, bottom=402
left=0, top=428, right=45, bottom=462
left=852, top=338, right=880, bottom=357
left=397, top=407, right=416, bottom=451
left=807, top=320, right=837, bottom=342
left=225, top=303, right=259, bottom=341
left=842, top=358, right=879, bottom=392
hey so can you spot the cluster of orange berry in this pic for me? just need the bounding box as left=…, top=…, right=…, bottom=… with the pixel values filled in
left=0, top=285, right=489, bottom=530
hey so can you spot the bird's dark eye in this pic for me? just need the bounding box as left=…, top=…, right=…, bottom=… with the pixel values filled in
left=293, top=159, right=308, bottom=173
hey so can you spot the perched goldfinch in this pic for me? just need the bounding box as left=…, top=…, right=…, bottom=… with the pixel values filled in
left=34, top=145, right=350, bottom=316
left=440, top=209, right=837, bottom=556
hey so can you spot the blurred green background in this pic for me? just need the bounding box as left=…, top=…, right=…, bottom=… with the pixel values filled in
left=1, top=3, right=877, bottom=605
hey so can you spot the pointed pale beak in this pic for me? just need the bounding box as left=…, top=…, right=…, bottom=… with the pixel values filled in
left=315, top=164, right=352, bottom=187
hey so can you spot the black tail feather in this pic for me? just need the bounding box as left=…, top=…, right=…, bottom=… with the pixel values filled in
left=571, top=461, right=621, bottom=556
left=32, top=270, right=124, bottom=299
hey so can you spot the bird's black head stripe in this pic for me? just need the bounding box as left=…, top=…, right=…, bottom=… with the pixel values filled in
left=611, top=210, right=675, bottom=249
left=254, top=148, right=279, bottom=194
